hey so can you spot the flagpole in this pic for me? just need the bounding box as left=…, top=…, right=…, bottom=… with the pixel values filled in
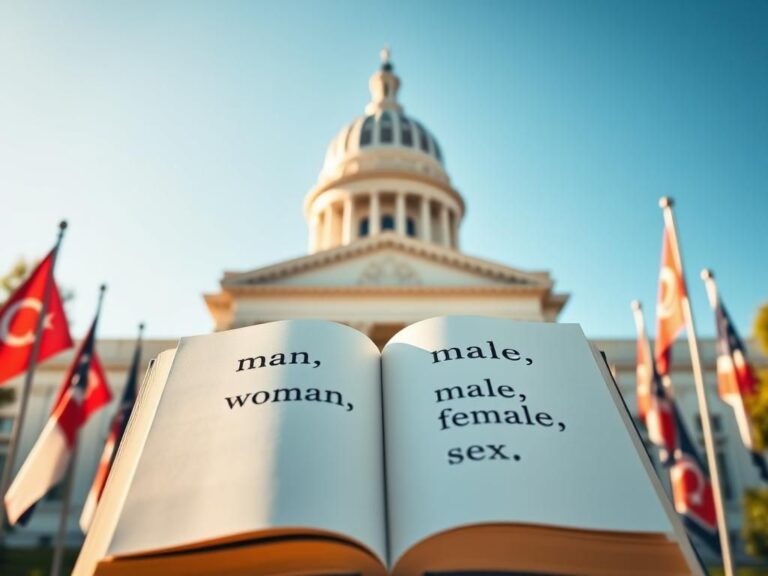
left=660, top=197, right=734, bottom=576
left=49, top=445, right=79, bottom=576
left=50, top=284, right=106, bottom=576
left=0, top=221, right=68, bottom=539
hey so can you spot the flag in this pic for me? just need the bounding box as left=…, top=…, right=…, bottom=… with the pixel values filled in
left=670, top=406, right=720, bottom=553
left=645, top=353, right=677, bottom=466
left=631, top=302, right=653, bottom=422
left=0, top=250, right=72, bottom=385
left=4, top=315, right=111, bottom=525
left=655, top=225, right=686, bottom=377
left=634, top=300, right=677, bottom=464
left=80, top=333, right=142, bottom=532
left=713, top=296, right=768, bottom=480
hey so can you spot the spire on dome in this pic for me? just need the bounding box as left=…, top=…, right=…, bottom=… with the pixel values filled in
left=366, top=46, right=401, bottom=115
left=380, top=45, right=393, bottom=71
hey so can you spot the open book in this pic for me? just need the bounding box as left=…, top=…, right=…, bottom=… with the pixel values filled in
left=74, top=316, right=703, bottom=575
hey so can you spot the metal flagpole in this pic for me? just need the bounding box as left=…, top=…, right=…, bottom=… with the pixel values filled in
left=0, top=220, right=68, bottom=539
left=50, top=444, right=79, bottom=576
left=50, top=284, right=106, bottom=576
left=660, top=197, right=734, bottom=576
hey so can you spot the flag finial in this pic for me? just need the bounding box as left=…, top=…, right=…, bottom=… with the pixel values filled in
left=96, top=284, right=107, bottom=312
left=659, top=196, right=674, bottom=209
left=631, top=300, right=642, bottom=311
left=56, top=221, right=68, bottom=246
left=701, top=268, right=714, bottom=281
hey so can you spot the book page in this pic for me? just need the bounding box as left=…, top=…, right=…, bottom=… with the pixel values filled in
left=381, top=316, right=674, bottom=565
left=107, top=321, right=386, bottom=564
left=74, top=350, right=175, bottom=576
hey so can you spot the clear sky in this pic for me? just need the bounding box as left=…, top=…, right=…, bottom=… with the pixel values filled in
left=1, top=1, right=766, bottom=341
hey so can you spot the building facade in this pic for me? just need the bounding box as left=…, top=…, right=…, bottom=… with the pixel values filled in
left=2, top=51, right=766, bottom=567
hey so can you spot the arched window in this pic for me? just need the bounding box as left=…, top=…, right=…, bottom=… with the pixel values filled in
left=406, top=217, right=416, bottom=237
left=359, top=217, right=370, bottom=237
left=360, top=116, right=374, bottom=147
left=416, top=122, right=430, bottom=152
left=433, top=139, right=442, bottom=162
left=380, top=112, right=393, bottom=144
left=381, top=214, right=395, bottom=231
left=400, top=116, right=413, bottom=147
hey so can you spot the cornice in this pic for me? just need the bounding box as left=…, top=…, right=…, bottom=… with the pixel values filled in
left=303, top=169, right=465, bottom=218
left=223, top=284, right=556, bottom=297
left=221, top=234, right=554, bottom=289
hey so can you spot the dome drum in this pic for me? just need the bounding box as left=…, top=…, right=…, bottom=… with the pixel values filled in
left=308, top=188, right=461, bottom=253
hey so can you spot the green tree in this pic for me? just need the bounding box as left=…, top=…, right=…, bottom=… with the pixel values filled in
left=0, top=258, right=30, bottom=305
left=742, top=303, right=768, bottom=558
left=755, top=305, right=768, bottom=359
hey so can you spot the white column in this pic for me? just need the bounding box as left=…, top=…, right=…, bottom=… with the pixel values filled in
left=420, top=197, right=431, bottom=242
left=440, top=204, right=450, bottom=247
left=395, top=192, right=406, bottom=235
left=370, top=192, right=381, bottom=235
left=323, top=204, right=334, bottom=249
left=342, top=196, right=355, bottom=245
left=309, top=211, right=321, bottom=253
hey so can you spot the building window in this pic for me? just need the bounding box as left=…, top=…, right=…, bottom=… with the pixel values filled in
left=360, top=116, right=374, bottom=147
left=406, top=217, right=416, bottom=237
left=381, top=215, right=395, bottom=231
left=716, top=449, right=733, bottom=500
left=695, top=414, right=722, bottom=433
left=0, top=416, right=13, bottom=434
left=359, top=218, right=369, bottom=237
left=695, top=413, right=733, bottom=501
left=433, top=139, right=443, bottom=162
left=380, top=112, right=393, bottom=144
left=400, top=117, right=413, bottom=146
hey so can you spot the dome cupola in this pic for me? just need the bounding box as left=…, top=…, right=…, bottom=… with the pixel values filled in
left=305, top=49, right=465, bottom=254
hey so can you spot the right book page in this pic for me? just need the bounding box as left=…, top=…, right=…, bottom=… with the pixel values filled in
left=381, top=316, right=678, bottom=567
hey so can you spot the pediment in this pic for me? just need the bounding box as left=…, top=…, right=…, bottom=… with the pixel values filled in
left=220, top=234, right=553, bottom=290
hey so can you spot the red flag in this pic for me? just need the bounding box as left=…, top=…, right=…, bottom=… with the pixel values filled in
left=654, top=225, right=686, bottom=376
left=669, top=405, right=720, bottom=552
left=4, top=317, right=111, bottom=524
left=0, top=250, right=72, bottom=385
left=81, top=334, right=142, bottom=532
left=631, top=302, right=653, bottom=422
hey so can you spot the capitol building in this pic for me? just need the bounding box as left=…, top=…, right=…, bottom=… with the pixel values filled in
left=2, top=51, right=766, bottom=567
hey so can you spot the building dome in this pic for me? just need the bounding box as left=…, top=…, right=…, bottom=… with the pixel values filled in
left=318, top=49, right=449, bottom=185
left=320, top=111, right=446, bottom=181
left=305, top=48, right=464, bottom=254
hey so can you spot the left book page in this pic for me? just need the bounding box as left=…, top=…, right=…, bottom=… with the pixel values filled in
left=103, top=321, right=387, bottom=565
left=74, top=351, right=174, bottom=576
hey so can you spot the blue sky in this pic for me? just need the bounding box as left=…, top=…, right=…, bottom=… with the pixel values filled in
left=1, top=1, right=766, bottom=340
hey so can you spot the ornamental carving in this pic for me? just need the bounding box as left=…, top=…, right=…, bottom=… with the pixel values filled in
left=358, top=257, right=422, bottom=286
